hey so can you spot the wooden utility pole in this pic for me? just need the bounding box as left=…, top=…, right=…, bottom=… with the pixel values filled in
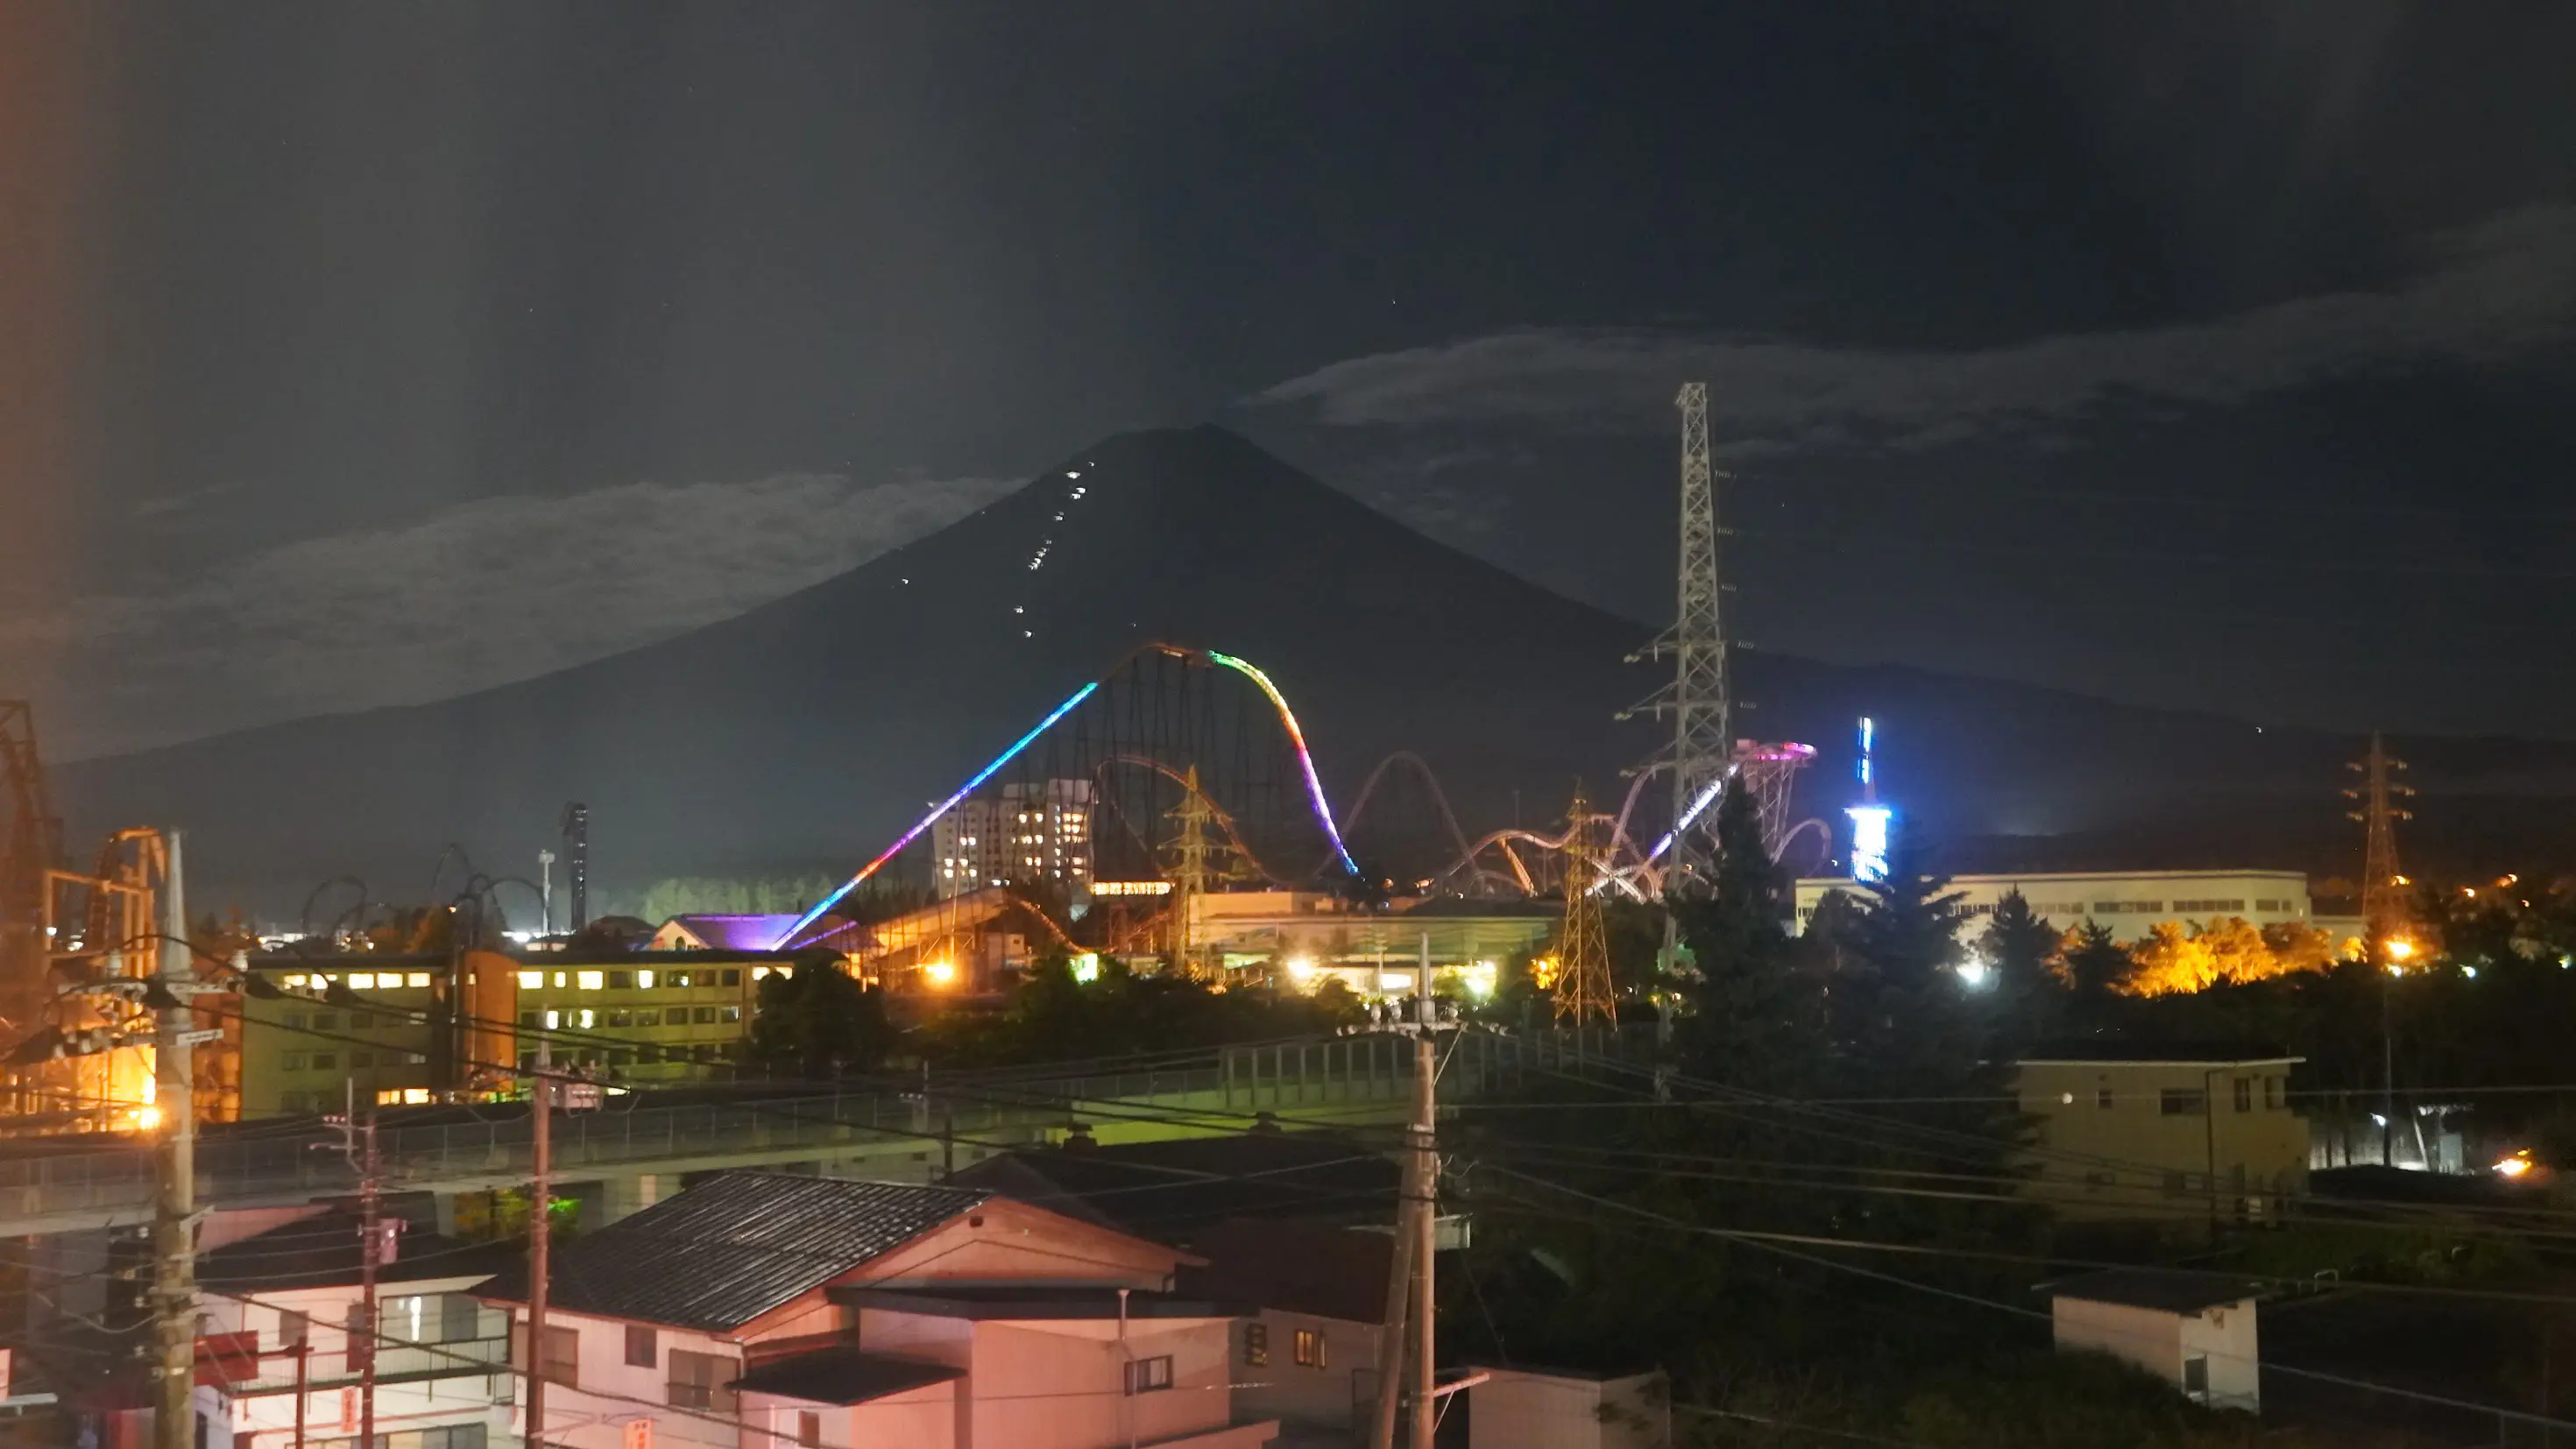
left=150, top=830, right=197, bottom=1449
left=526, top=1034, right=553, bottom=1449
left=1369, top=1026, right=1439, bottom=1449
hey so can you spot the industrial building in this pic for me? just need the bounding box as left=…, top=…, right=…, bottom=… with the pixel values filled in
left=2013, top=1041, right=2309, bottom=1226
left=1178, top=891, right=1557, bottom=998
left=1791, top=868, right=2324, bottom=946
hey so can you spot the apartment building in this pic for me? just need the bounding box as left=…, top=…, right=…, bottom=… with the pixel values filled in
left=932, top=780, right=1095, bottom=901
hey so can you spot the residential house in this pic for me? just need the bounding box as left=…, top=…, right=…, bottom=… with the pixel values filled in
left=947, top=1127, right=1401, bottom=1244
left=2047, top=1269, right=2261, bottom=1412
left=475, top=1171, right=1278, bottom=1449
left=119, top=1205, right=514, bottom=1449
left=2014, top=1041, right=2307, bottom=1224
left=1179, top=1219, right=1392, bottom=1438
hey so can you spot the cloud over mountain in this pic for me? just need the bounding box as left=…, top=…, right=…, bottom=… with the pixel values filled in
left=1249, top=204, right=2576, bottom=456
left=9, top=471, right=1008, bottom=758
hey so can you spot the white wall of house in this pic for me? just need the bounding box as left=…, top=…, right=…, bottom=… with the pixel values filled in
left=2052, top=1295, right=2260, bottom=1412
left=1467, top=1368, right=1670, bottom=1449
left=193, top=1282, right=509, bottom=1449
left=2178, top=1302, right=2261, bottom=1412
left=523, top=1310, right=742, bottom=1449
left=1230, top=1309, right=1376, bottom=1432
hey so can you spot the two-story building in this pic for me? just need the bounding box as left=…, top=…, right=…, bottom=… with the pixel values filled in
left=165, top=1205, right=514, bottom=1449
left=476, top=1172, right=1279, bottom=1449
left=2014, top=1041, right=2308, bottom=1226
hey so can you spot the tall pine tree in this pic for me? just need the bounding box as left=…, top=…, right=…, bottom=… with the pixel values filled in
left=1672, top=779, right=1826, bottom=1093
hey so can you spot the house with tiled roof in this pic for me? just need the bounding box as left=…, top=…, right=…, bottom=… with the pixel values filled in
left=476, top=1172, right=1277, bottom=1449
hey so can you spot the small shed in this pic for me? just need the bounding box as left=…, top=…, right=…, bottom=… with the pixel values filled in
left=2045, top=1269, right=2261, bottom=1412
left=1466, top=1364, right=1670, bottom=1449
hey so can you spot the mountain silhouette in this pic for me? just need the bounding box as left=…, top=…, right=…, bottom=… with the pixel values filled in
left=51, top=427, right=2576, bottom=914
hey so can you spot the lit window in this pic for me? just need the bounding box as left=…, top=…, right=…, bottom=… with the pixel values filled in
left=349, top=973, right=376, bottom=989
left=544, top=1010, right=561, bottom=1029
left=1293, top=1329, right=1327, bottom=1368
left=407, top=972, right=431, bottom=987
left=552, top=972, right=567, bottom=988
left=375, top=1089, right=402, bottom=1106
left=577, top=1009, right=596, bottom=1028
left=577, top=971, right=605, bottom=991
left=1123, top=1355, right=1173, bottom=1395
left=282, top=974, right=307, bottom=988
left=519, top=971, right=543, bottom=990
left=402, top=1088, right=430, bottom=1105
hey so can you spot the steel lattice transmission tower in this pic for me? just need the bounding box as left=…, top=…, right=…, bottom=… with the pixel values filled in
left=2344, top=732, right=2415, bottom=944
left=1553, top=784, right=1617, bottom=1026
left=1621, top=382, right=1732, bottom=898
left=1165, top=766, right=1221, bottom=978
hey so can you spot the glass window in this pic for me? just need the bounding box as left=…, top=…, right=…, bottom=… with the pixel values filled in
left=441, top=1293, right=480, bottom=1342
left=2159, top=1089, right=2206, bottom=1116
left=2095, top=1086, right=2114, bottom=1110
left=2233, top=1078, right=2253, bottom=1113
left=1242, top=1323, right=1269, bottom=1367
left=541, top=1325, right=578, bottom=1388
left=1123, top=1355, right=1174, bottom=1395
left=2265, top=1077, right=2285, bottom=1109
left=1293, top=1330, right=1327, bottom=1368
left=626, top=1325, right=656, bottom=1368
left=721, top=969, right=740, bottom=986
left=312, top=1054, right=336, bottom=1071
left=609, top=971, right=633, bottom=990
left=796, top=1411, right=820, bottom=1448
left=694, top=1007, right=717, bottom=1024
left=668, top=1350, right=738, bottom=1411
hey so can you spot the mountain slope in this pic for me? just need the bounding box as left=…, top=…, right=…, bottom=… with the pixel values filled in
left=52, top=428, right=2576, bottom=912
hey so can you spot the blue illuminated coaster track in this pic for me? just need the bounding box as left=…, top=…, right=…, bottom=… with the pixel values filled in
left=771, top=644, right=1361, bottom=949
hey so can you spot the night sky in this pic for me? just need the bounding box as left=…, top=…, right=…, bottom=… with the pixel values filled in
left=4, top=2, right=2572, bottom=759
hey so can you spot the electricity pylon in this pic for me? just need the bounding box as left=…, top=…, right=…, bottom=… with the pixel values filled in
left=1553, top=785, right=1616, bottom=1027
left=1619, top=382, right=1731, bottom=899
left=2345, top=732, right=2415, bottom=945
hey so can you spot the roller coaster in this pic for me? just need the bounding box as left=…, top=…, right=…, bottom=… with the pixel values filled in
left=776, top=641, right=1826, bottom=951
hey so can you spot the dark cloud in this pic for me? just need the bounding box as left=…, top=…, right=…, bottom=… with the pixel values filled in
left=1251, top=205, right=2576, bottom=456
left=7, top=471, right=1005, bottom=758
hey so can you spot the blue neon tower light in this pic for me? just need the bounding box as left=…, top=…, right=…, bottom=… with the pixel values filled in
left=1844, top=715, right=1894, bottom=883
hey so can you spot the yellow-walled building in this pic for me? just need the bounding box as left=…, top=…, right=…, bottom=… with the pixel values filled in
left=2014, top=1042, right=2307, bottom=1226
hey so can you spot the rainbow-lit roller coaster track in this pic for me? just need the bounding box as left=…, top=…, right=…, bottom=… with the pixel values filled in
left=773, top=643, right=1824, bottom=947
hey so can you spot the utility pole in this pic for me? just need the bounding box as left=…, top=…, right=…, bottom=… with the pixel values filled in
left=150, top=830, right=200, bottom=1449
left=526, top=1034, right=553, bottom=1449
left=329, top=1093, right=384, bottom=1449
left=1368, top=1019, right=1438, bottom=1449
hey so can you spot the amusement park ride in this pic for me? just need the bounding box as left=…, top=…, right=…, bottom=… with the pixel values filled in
left=774, top=383, right=1834, bottom=967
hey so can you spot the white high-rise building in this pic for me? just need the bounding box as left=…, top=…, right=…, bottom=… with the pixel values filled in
left=932, top=779, right=1094, bottom=901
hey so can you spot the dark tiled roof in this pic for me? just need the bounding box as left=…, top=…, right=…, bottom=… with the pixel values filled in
left=831, top=1286, right=1237, bottom=1321
left=945, top=1131, right=1398, bottom=1244
left=1179, top=1218, right=1394, bottom=1325
left=729, top=1348, right=962, bottom=1406
left=199, top=1210, right=518, bottom=1292
left=478, top=1173, right=990, bottom=1331
left=2017, top=1038, right=2296, bottom=1065
left=2043, top=1269, right=2261, bottom=1314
